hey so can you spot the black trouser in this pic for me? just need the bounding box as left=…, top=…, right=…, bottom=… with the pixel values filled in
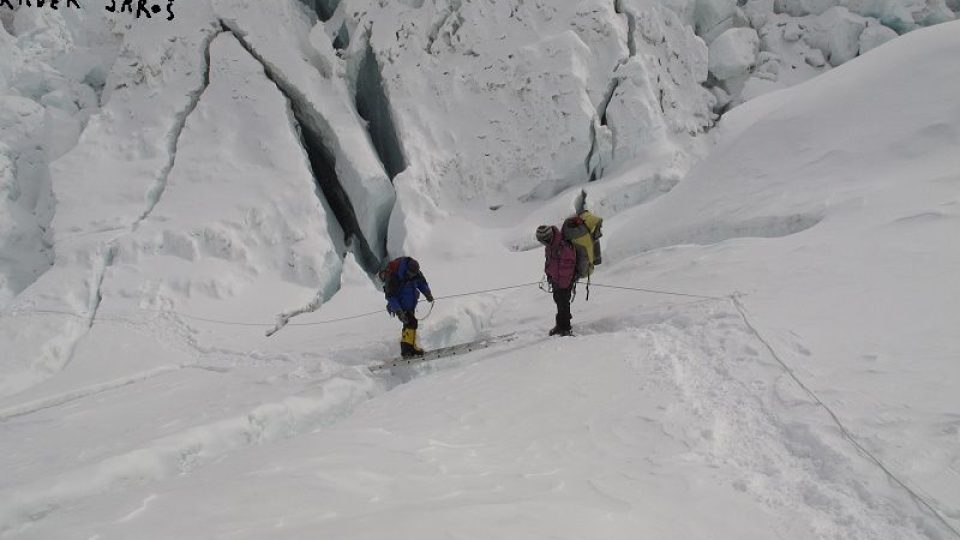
left=552, top=287, right=572, bottom=331
left=399, top=310, right=421, bottom=356
left=401, top=311, right=418, bottom=330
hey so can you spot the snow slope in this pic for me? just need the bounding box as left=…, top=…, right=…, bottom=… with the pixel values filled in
left=604, top=18, right=960, bottom=532
left=0, top=14, right=958, bottom=540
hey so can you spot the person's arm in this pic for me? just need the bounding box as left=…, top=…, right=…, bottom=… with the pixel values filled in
left=417, top=274, right=434, bottom=302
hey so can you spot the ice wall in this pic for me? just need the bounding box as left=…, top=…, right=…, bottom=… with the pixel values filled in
left=0, top=1, right=361, bottom=397
left=214, top=0, right=395, bottom=271
left=706, top=0, right=957, bottom=109
left=316, top=0, right=720, bottom=257
left=342, top=0, right=716, bottom=201
left=0, top=8, right=120, bottom=307
left=322, top=0, right=953, bottom=256
left=0, top=6, right=223, bottom=397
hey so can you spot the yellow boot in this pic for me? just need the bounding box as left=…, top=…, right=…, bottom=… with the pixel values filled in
left=401, top=328, right=424, bottom=358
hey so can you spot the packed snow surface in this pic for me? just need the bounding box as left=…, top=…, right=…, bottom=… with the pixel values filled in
left=0, top=1, right=958, bottom=539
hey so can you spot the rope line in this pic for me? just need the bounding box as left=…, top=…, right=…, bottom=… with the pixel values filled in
left=0, top=308, right=131, bottom=324
left=275, top=310, right=383, bottom=327
left=0, top=282, right=547, bottom=328
left=588, top=282, right=725, bottom=301
left=434, top=282, right=541, bottom=300
left=0, top=281, right=726, bottom=327
left=285, top=282, right=543, bottom=327
left=730, top=295, right=960, bottom=539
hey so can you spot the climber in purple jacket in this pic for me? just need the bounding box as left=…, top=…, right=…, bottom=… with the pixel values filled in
left=536, top=225, right=587, bottom=336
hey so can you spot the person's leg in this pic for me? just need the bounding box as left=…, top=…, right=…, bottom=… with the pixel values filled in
left=552, top=287, right=572, bottom=335
left=549, top=288, right=561, bottom=335
left=399, top=320, right=411, bottom=356
left=401, top=311, right=423, bottom=357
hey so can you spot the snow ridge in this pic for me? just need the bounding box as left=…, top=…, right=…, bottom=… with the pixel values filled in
left=0, top=365, right=180, bottom=422
left=0, top=368, right=383, bottom=535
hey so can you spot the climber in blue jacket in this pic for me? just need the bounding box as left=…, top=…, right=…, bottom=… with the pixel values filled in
left=378, top=256, right=433, bottom=358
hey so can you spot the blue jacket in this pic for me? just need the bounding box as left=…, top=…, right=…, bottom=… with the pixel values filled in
left=384, top=257, right=432, bottom=313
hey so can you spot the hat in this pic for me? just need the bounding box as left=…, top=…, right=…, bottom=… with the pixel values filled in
left=536, top=225, right=554, bottom=245
left=405, top=257, right=420, bottom=277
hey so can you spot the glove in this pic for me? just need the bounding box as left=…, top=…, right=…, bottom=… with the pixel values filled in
left=425, top=293, right=434, bottom=303
left=386, top=304, right=396, bottom=317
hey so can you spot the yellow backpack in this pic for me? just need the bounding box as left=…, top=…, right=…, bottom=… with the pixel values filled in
left=561, top=210, right=603, bottom=278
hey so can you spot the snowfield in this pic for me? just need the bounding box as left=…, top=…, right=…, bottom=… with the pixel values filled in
left=1, top=0, right=958, bottom=539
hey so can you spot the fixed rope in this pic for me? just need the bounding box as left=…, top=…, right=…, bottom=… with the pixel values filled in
left=588, top=282, right=726, bottom=301
left=730, top=296, right=960, bottom=539
left=0, top=280, right=722, bottom=328
left=0, top=282, right=545, bottom=329
left=286, top=282, right=543, bottom=327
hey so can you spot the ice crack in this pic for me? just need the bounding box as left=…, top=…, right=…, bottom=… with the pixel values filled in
left=355, top=44, right=407, bottom=180
left=133, top=24, right=226, bottom=230
left=223, top=21, right=384, bottom=271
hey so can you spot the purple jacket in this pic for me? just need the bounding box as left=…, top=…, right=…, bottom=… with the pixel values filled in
left=544, top=227, right=586, bottom=289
